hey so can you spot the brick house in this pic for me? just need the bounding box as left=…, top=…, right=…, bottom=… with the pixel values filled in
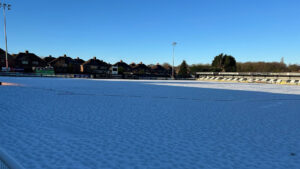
left=0, top=48, right=14, bottom=70
left=43, top=55, right=56, bottom=65
left=151, top=63, right=170, bottom=77
left=49, top=54, right=81, bottom=74
left=113, top=60, right=132, bottom=74
left=80, top=57, right=110, bottom=76
left=132, top=62, right=151, bottom=75
left=13, top=50, right=46, bottom=72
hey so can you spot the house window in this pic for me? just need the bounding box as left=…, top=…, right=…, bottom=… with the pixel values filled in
left=32, top=61, right=39, bottom=65
left=22, top=61, right=29, bottom=65
left=90, top=66, right=98, bottom=70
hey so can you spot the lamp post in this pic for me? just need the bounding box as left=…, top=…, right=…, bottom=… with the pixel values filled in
left=0, top=2, right=11, bottom=71
left=172, top=42, right=177, bottom=79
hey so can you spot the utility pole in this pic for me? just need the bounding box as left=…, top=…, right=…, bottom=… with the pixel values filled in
left=0, top=2, right=11, bottom=71
left=172, top=42, right=177, bottom=79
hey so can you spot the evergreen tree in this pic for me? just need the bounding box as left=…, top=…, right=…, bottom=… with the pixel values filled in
left=118, top=66, right=125, bottom=75
left=212, top=54, right=224, bottom=69
left=212, top=53, right=237, bottom=72
left=223, top=55, right=237, bottom=72
left=178, top=60, right=189, bottom=78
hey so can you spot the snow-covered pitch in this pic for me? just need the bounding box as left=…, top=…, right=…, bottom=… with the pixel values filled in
left=0, top=77, right=299, bottom=169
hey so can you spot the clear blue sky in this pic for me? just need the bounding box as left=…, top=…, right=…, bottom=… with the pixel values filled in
left=1, top=0, right=300, bottom=65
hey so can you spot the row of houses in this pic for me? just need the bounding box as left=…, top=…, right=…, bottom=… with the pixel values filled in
left=0, top=49, right=172, bottom=77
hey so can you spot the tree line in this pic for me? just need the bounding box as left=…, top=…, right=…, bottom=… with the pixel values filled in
left=177, top=53, right=300, bottom=77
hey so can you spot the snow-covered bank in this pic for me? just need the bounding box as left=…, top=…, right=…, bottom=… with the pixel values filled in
left=0, top=77, right=299, bottom=169
left=149, top=81, right=300, bottom=95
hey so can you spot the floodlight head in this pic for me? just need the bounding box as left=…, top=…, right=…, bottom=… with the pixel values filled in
left=172, top=42, right=177, bottom=46
left=3, top=3, right=6, bottom=7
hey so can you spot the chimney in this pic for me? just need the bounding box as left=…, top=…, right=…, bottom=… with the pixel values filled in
left=25, top=50, right=29, bottom=54
left=140, top=62, right=143, bottom=64
left=49, top=55, right=52, bottom=57
left=64, top=54, right=67, bottom=57
left=93, top=56, right=96, bottom=60
left=120, top=60, right=123, bottom=63
left=76, top=57, right=79, bottom=60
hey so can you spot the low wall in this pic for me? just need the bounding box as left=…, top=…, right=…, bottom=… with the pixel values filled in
left=0, top=72, right=91, bottom=79
left=196, top=72, right=300, bottom=80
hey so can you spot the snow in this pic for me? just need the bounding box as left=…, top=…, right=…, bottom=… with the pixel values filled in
left=0, top=77, right=300, bottom=169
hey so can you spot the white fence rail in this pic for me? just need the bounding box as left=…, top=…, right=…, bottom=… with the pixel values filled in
left=196, top=72, right=300, bottom=80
